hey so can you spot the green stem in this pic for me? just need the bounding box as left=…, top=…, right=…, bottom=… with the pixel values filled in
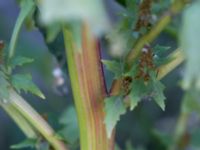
left=63, top=24, right=112, bottom=150
left=1, top=102, right=37, bottom=138
left=8, top=89, right=68, bottom=150
left=157, top=48, right=185, bottom=80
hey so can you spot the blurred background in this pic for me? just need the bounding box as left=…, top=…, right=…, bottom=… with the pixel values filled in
left=0, top=0, right=192, bottom=150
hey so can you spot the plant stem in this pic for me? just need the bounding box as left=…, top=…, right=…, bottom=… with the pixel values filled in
left=1, top=89, right=68, bottom=150
left=10, top=89, right=68, bottom=150
left=1, top=102, right=37, bottom=138
left=63, top=23, right=112, bottom=150
left=157, top=48, right=185, bottom=80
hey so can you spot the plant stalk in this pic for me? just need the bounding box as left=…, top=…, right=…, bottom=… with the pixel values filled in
left=63, top=23, right=113, bottom=150
left=1, top=89, right=68, bottom=150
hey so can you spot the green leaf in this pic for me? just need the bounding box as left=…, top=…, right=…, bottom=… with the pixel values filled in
left=129, top=79, right=146, bottom=110
left=58, top=106, right=79, bottom=145
left=102, top=60, right=122, bottom=78
left=129, top=72, right=166, bottom=111
left=104, top=96, right=126, bottom=138
left=152, top=81, right=166, bottom=110
left=11, top=56, right=34, bottom=69
left=180, top=1, right=200, bottom=90
left=39, top=0, right=110, bottom=35
left=8, top=0, right=35, bottom=60
left=11, top=74, right=45, bottom=99
left=150, top=73, right=166, bottom=110
left=11, top=138, right=37, bottom=149
left=153, top=45, right=171, bottom=67
left=0, top=71, right=9, bottom=100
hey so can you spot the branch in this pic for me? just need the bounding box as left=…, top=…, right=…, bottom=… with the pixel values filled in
left=110, top=48, right=185, bottom=96
left=1, top=89, right=68, bottom=150
left=1, top=103, right=37, bottom=138
left=126, top=0, right=187, bottom=67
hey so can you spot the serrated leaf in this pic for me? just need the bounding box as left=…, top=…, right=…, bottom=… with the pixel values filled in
left=129, top=79, right=146, bottom=110
left=104, top=96, right=126, bottom=138
left=11, top=56, right=34, bottom=69
left=0, top=71, right=9, bottom=100
left=102, top=60, right=122, bottom=78
left=180, top=1, right=200, bottom=90
left=152, top=81, right=166, bottom=110
left=11, top=74, right=45, bottom=99
left=129, top=72, right=166, bottom=111
left=150, top=73, right=166, bottom=110
left=11, top=138, right=37, bottom=149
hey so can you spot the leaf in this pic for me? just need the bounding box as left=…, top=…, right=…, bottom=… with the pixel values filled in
left=104, top=96, right=126, bottom=138
left=11, top=56, right=34, bottom=69
left=0, top=71, right=9, bottom=100
left=150, top=73, right=166, bottom=110
left=9, top=0, right=35, bottom=60
left=153, top=45, right=171, bottom=67
left=10, top=138, right=37, bottom=149
left=129, top=72, right=166, bottom=111
left=39, top=0, right=110, bottom=36
left=102, top=60, right=122, bottom=78
left=152, top=81, right=166, bottom=110
left=11, top=74, right=45, bottom=99
left=180, top=1, right=200, bottom=89
left=129, top=79, right=146, bottom=110
left=58, top=106, right=79, bottom=145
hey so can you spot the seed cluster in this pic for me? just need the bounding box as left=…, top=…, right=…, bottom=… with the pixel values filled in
left=135, top=45, right=156, bottom=81
left=135, top=0, right=152, bottom=31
